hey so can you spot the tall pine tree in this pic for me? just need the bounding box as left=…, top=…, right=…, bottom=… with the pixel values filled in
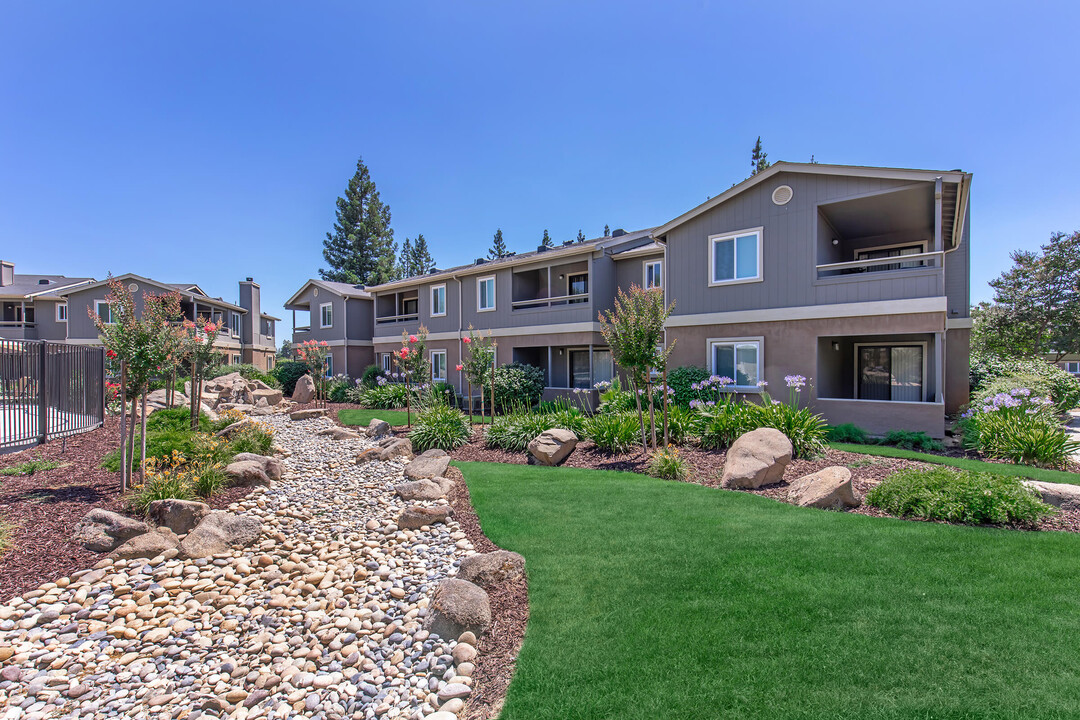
left=603, top=224, right=610, bottom=237
left=576, top=229, right=586, bottom=242
left=488, top=228, right=508, bottom=259
left=541, top=229, right=553, bottom=247
left=751, top=137, right=771, bottom=176
left=320, top=157, right=396, bottom=285
left=409, top=234, right=435, bottom=275
left=398, top=237, right=414, bottom=277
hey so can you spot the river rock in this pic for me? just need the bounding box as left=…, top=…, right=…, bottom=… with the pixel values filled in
left=72, top=508, right=149, bottom=552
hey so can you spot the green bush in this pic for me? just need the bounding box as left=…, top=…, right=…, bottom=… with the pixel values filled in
left=0, top=457, right=60, bottom=476
left=208, top=363, right=280, bottom=389
left=827, top=423, right=871, bottom=444
left=666, top=366, right=711, bottom=407
left=882, top=430, right=943, bottom=452
left=597, top=378, right=637, bottom=414
left=357, top=383, right=411, bottom=409
left=647, top=445, right=689, bottom=480
left=327, top=375, right=354, bottom=403
left=361, top=364, right=387, bottom=389
left=697, top=402, right=755, bottom=450
left=128, top=472, right=195, bottom=515
left=746, top=401, right=828, bottom=459
left=866, top=466, right=1055, bottom=527
left=662, top=405, right=695, bottom=446
left=484, top=407, right=582, bottom=452
left=229, top=423, right=275, bottom=456
left=970, top=351, right=1080, bottom=412
left=584, top=413, right=640, bottom=454
left=493, top=362, right=546, bottom=411
left=409, top=404, right=471, bottom=452
left=272, top=361, right=309, bottom=396
left=191, top=465, right=227, bottom=497
left=962, top=403, right=1079, bottom=469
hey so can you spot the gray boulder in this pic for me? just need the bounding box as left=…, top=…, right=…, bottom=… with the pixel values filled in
left=457, top=550, right=525, bottom=588
left=147, top=499, right=211, bottom=535
left=397, top=504, right=453, bottom=530
left=224, top=460, right=271, bottom=487
left=787, top=466, right=860, bottom=509
left=111, top=527, right=180, bottom=560
left=72, top=509, right=149, bottom=552
left=289, top=408, right=326, bottom=421
left=232, top=453, right=283, bottom=480
left=395, top=477, right=454, bottom=501
left=424, top=578, right=491, bottom=640
left=366, top=418, right=391, bottom=438
left=721, top=428, right=792, bottom=489
left=252, top=388, right=283, bottom=406
left=1024, top=480, right=1080, bottom=510
left=357, top=437, right=413, bottom=463
left=317, top=427, right=363, bottom=440
left=527, top=428, right=577, bottom=466
left=292, top=375, right=316, bottom=404
left=180, top=511, right=263, bottom=558
left=404, top=449, right=451, bottom=480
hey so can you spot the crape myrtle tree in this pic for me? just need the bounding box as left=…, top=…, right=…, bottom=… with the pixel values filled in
left=91, top=277, right=183, bottom=491
left=598, top=284, right=675, bottom=453
left=320, top=157, right=399, bottom=286
left=295, top=339, right=331, bottom=407
left=460, top=325, right=496, bottom=425
left=393, top=326, right=431, bottom=428
left=180, top=317, right=223, bottom=432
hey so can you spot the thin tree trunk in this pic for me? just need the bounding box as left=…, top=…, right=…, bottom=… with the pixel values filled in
left=190, top=360, right=198, bottom=430
left=406, top=377, right=411, bottom=428
left=139, top=386, right=148, bottom=486
left=491, top=359, right=496, bottom=418
left=127, top=396, right=138, bottom=483
left=662, top=367, right=669, bottom=447
left=119, top=361, right=128, bottom=492
left=646, top=375, right=657, bottom=450
left=631, top=375, right=647, bottom=453
left=467, top=380, right=473, bottom=425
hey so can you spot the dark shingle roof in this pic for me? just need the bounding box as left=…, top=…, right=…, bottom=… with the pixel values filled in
left=0, top=274, right=94, bottom=299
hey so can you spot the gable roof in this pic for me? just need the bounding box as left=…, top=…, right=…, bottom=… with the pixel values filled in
left=0, top=274, right=94, bottom=300
left=650, top=162, right=971, bottom=241
left=65, top=274, right=246, bottom=312
left=284, top=279, right=373, bottom=309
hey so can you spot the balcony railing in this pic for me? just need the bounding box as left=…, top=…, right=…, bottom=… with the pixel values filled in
left=375, top=312, right=420, bottom=325
left=0, top=321, right=36, bottom=328
left=511, top=292, right=589, bottom=310
left=816, top=251, right=943, bottom=280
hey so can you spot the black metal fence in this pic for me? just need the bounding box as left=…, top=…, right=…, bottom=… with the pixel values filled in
left=0, top=340, right=105, bottom=452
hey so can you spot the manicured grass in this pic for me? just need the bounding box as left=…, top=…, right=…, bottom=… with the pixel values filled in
left=459, top=461, right=1080, bottom=720
left=337, top=408, right=493, bottom=428
left=830, top=441, right=1080, bottom=485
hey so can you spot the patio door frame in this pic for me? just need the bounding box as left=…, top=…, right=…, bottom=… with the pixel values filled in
left=853, top=341, right=928, bottom=402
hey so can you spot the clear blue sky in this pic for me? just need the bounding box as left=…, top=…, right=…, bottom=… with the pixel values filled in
left=2, top=2, right=1077, bottom=335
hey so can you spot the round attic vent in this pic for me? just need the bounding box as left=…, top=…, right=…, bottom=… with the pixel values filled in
left=772, top=185, right=793, bottom=206
left=128, top=283, right=139, bottom=292
left=313, top=288, right=319, bottom=297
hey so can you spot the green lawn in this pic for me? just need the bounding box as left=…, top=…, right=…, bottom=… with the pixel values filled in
left=830, top=441, right=1080, bottom=485
left=459, top=461, right=1080, bottom=719
left=337, top=408, right=493, bottom=427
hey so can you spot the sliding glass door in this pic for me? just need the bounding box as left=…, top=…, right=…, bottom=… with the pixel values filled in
left=858, top=345, right=924, bottom=402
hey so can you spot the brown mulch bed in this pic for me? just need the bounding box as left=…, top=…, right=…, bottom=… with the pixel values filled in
left=445, top=465, right=528, bottom=720
left=0, top=418, right=256, bottom=602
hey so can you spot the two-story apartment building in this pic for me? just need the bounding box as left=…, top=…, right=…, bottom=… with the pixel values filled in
left=0, top=261, right=93, bottom=340
left=364, top=229, right=659, bottom=401
left=285, top=279, right=375, bottom=377
left=654, top=162, right=972, bottom=437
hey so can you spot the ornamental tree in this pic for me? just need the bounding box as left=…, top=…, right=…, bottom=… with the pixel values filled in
left=393, top=326, right=430, bottom=426
left=461, top=325, right=496, bottom=424
left=295, top=339, right=331, bottom=406
left=179, top=317, right=223, bottom=431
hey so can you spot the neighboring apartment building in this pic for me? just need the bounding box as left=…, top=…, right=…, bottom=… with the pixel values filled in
left=363, top=229, right=659, bottom=401
left=1048, top=354, right=1080, bottom=377
left=654, top=162, right=972, bottom=438
left=61, top=274, right=279, bottom=371
left=285, top=279, right=375, bottom=377
left=0, top=260, right=93, bottom=340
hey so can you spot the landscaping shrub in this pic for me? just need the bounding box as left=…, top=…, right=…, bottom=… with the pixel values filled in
left=596, top=378, right=637, bottom=414
left=647, top=445, right=689, bottom=480
left=128, top=471, right=195, bottom=515
left=882, top=429, right=944, bottom=452
left=228, top=421, right=275, bottom=456
left=866, top=466, right=1055, bottom=527
left=272, top=360, right=308, bottom=396
left=208, top=363, right=280, bottom=389
left=970, top=351, right=1080, bottom=412
left=326, top=374, right=354, bottom=403
left=826, top=423, right=871, bottom=444
left=409, top=404, right=471, bottom=452
left=428, top=381, right=457, bottom=407
left=663, top=405, right=695, bottom=446
left=960, top=391, right=1079, bottom=468
left=666, top=366, right=711, bottom=407
left=484, top=407, right=583, bottom=452
left=696, top=402, right=754, bottom=450
left=493, top=362, right=546, bottom=411
left=357, top=383, right=411, bottom=409
left=747, top=399, right=828, bottom=459
left=584, top=412, right=639, bottom=454
left=361, top=364, right=387, bottom=389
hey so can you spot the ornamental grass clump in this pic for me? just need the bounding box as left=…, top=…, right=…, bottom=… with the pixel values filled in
left=357, top=382, right=411, bottom=409
left=584, top=413, right=640, bottom=454
left=484, top=404, right=584, bottom=452
left=959, top=388, right=1079, bottom=468
left=409, top=404, right=471, bottom=452
left=866, top=466, right=1056, bottom=527
left=228, top=421, right=275, bottom=456
left=647, top=445, right=689, bottom=480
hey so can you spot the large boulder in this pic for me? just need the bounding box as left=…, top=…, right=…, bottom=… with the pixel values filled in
left=527, top=429, right=578, bottom=466
left=395, top=477, right=454, bottom=501
left=289, top=408, right=326, bottom=421
left=180, top=511, right=262, bottom=558
left=397, top=504, right=453, bottom=530
left=146, top=388, right=187, bottom=409
left=111, top=527, right=180, bottom=560
left=357, top=437, right=413, bottom=463
left=232, top=453, right=283, bottom=480
left=225, top=460, right=271, bottom=487
left=72, top=509, right=149, bottom=552
left=366, top=418, right=391, bottom=438
left=318, top=427, right=363, bottom=440
left=1024, top=480, right=1080, bottom=510
left=147, top=499, right=211, bottom=535
left=457, top=550, right=525, bottom=588
left=404, top=449, right=451, bottom=480
left=292, top=374, right=316, bottom=404
left=425, top=578, right=491, bottom=640
left=721, top=428, right=792, bottom=489
left=787, top=466, right=860, bottom=509
left=252, top=388, right=283, bottom=406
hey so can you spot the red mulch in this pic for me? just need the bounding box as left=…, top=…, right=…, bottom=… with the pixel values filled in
left=445, top=465, right=528, bottom=720
left=0, top=417, right=254, bottom=603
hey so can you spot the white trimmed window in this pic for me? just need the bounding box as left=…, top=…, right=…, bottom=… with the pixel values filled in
left=431, top=350, right=447, bottom=382
left=320, top=302, right=333, bottom=328
left=644, top=261, right=662, bottom=290
left=709, top=227, right=762, bottom=285
left=478, top=276, right=495, bottom=312
left=430, top=284, right=446, bottom=317
left=324, top=354, right=333, bottom=377
left=267, top=356, right=274, bottom=370
left=231, top=312, right=241, bottom=336
left=1066, top=361, right=1080, bottom=375
left=709, top=339, right=761, bottom=389
left=231, top=354, right=241, bottom=365
left=95, top=300, right=114, bottom=324
left=56, top=303, right=68, bottom=322
left=381, top=353, right=393, bottom=373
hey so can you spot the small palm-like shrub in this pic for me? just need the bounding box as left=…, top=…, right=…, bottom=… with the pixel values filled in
left=409, top=404, right=471, bottom=452
left=827, top=423, right=871, bottom=444
left=866, top=467, right=1055, bottom=527
left=747, top=400, right=828, bottom=459
left=584, top=413, right=639, bottom=454
left=882, top=430, right=944, bottom=452
left=647, top=445, right=689, bottom=480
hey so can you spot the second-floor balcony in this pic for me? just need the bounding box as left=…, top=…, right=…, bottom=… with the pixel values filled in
left=512, top=262, right=589, bottom=311
left=816, top=250, right=943, bottom=280
left=375, top=291, right=418, bottom=325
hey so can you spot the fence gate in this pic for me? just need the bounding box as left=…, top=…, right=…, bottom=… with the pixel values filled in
left=0, top=340, right=105, bottom=453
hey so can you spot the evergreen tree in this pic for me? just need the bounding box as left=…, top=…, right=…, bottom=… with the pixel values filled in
left=320, top=157, right=395, bottom=285
left=751, top=136, right=771, bottom=176
left=603, top=224, right=610, bottom=237
left=410, top=234, right=435, bottom=274
left=399, top=237, right=414, bottom=277
left=576, top=229, right=586, bottom=242
left=488, top=228, right=508, bottom=259
left=541, top=229, right=553, bottom=247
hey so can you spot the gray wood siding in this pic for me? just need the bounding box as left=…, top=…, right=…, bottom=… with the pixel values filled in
left=290, top=286, right=346, bottom=344
left=32, top=299, right=70, bottom=341
left=346, top=297, right=375, bottom=340
left=614, top=252, right=663, bottom=295
left=665, top=172, right=950, bottom=317
left=943, top=202, right=971, bottom=318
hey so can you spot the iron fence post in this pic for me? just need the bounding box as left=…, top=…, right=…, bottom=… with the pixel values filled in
left=38, top=341, right=47, bottom=444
